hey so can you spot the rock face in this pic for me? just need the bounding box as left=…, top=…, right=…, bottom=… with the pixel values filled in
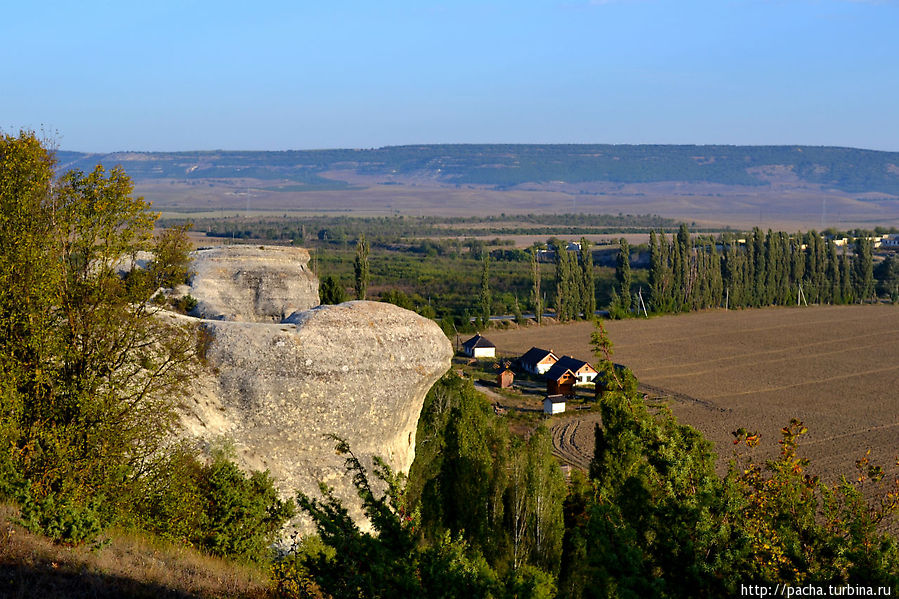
left=177, top=247, right=452, bottom=535
left=188, top=246, right=319, bottom=322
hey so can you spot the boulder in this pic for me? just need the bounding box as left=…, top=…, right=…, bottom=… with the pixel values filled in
left=188, top=245, right=319, bottom=322
left=180, top=300, right=452, bottom=535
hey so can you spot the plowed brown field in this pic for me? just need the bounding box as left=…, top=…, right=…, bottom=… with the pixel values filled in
left=489, top=305, right=899, bottom=481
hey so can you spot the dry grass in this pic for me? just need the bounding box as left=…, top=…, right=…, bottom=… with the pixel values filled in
left=489, top=305, right=899, bottom=481
left=0, top=504, right=270, bottom=599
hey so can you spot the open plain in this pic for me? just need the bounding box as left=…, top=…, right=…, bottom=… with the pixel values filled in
left=489, top=305, right=899, bottom=482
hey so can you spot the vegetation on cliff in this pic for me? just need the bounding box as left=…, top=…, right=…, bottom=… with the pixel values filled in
left=0, top=132, right=292, bottom=556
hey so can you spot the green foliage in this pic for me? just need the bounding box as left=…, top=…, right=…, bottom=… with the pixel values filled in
left=728, top=422, right=899, bottom=585
left=407, top=374, right=566, bottom=583
left=319, top=275, right=347, bottom=304
left=195, top=452, right=295, bottom=560
left=0, top=133, right=289, bottom=560
left=531, top=250, right=543, bottom=324
left=555, top=320, right=899, bottom=597
left=353, top=233, right=370, bottom=300
left=16, top=487, right=107, bottom=546
left=124, top=445, right=295, bottom=562
left=171, top=293, right=199, bottom=313
left=0, top=132, right=201, bottom=544
left=614, top=238, right=632, bottom=314
left=646, top=225, right=895, bottom=315
left=481, top=256, right=492, bottom=323
left=278, top=437, right=504, bottom=599
left=150, top=223, right=194, bottom=287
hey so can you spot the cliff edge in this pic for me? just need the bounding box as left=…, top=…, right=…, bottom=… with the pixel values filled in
left=177, top=246, right=452, bottom=534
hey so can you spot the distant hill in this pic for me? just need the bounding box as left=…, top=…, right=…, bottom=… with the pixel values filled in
left=55, top=144, right=899, bottom=197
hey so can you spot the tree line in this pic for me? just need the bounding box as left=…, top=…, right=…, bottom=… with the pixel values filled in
left=609, top=225, right=882, bottom=317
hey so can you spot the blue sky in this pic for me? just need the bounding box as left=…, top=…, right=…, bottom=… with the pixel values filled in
left=3, top=0, right=897, bottom=152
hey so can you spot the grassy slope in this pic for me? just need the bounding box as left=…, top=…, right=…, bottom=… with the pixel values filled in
left=0, top=504, right=270, bottom=599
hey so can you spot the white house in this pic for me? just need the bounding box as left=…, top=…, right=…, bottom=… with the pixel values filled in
left=543, top=395, right=566, bottom=415
left=546, top=356, right=598, bottom=385
left=461, top=334, right=496, bottom=358
left=519, top=347, right=558, bottom=375
left=882, top=234, right=899, bottom=248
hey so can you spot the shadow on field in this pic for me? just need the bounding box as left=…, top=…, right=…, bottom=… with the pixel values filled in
left=0, top=562, right=204, bottom=599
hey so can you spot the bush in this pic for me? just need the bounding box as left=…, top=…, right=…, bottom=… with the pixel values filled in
left=17, top=488, right=106, bottom=546
left=127, top=448, right=294, bottom=561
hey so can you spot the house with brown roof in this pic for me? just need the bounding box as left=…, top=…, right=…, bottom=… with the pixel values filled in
left=546, top=368, right=577, bottom=397
left=519, top=347, right=559, bottom=375
left=497, top=369, right=514, bottom=388
left=545, top=356, right=598, bottom=385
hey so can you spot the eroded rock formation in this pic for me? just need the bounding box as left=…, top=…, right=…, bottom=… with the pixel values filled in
left=177, top=246, right=452, bottom=535
left=189, top=245, right=319, bottom=322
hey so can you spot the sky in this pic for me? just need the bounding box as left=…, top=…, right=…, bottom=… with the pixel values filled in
left=3, top=0, right=898, bottom=152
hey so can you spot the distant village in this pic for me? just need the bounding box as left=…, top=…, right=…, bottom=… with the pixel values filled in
left=460, top=333, right=621, bottom=416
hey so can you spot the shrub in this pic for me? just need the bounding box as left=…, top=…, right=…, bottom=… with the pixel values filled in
left=17, top=488, right=106, bottom=546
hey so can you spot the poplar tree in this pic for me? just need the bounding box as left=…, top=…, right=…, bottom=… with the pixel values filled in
left=615, top=238, right=632, bottom=314
left=649, top=230, right=663, bottom=309
left=479, top=255, right=491, bottom=324
left=353, top=233, right=370, bottom=300
left=531, top=249, right=542, bottom=324
left=841, top=247, right=852, bottom=303
left=555, top=247, right=574, bottom=321
left=580, top=238, right=596, bottom=319
left=853, top=237, right=874, bottom=302
left=827, top=240, right=841, bottom=304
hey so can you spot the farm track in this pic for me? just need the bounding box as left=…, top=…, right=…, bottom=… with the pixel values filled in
left=550, top=417, right=595, bottom=470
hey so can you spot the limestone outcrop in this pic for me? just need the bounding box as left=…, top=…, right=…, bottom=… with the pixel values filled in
left=176, top=247, right=452, bottom=535
left=188, top=245, right=319, bottom=322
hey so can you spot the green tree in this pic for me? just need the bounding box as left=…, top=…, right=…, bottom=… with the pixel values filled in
left=0, top=132, right=198, bottom=539
left=353, top=233, right=370, bottom=300
left=531, top=250, right=543, bottom=325
left=854, top=236, right=875, bottom=302
left=319, top=275, right=347, bottom=304
left=150, top=223, right=194, bottom=288
left=579, top=238, right=595, bottom=319
left=555, top=247, right=573, bottom=321
left=285, top=438, right=503, bottom=599
left=876, top=254, right=899, bottom=302
left=613, top=238, right=632, bottom=315
left=480, top=255, right=492, bottom=324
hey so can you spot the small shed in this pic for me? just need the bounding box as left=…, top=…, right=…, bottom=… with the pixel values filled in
left=497, top=369, right=514, bottom=388
left=543, top=395, right=566, bottom=415
left=461, top=333, right=496, bottom=358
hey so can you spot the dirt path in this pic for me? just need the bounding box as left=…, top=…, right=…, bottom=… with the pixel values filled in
left=549, top=414, right=602, bottom=470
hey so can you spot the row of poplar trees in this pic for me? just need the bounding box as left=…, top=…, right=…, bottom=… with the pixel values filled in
left=645, top=224, right=876, bottom=314
left=553, top=238, right=596, bottom=321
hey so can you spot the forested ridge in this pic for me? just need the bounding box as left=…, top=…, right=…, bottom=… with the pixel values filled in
left=57, top=144, right=899, bottom=195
